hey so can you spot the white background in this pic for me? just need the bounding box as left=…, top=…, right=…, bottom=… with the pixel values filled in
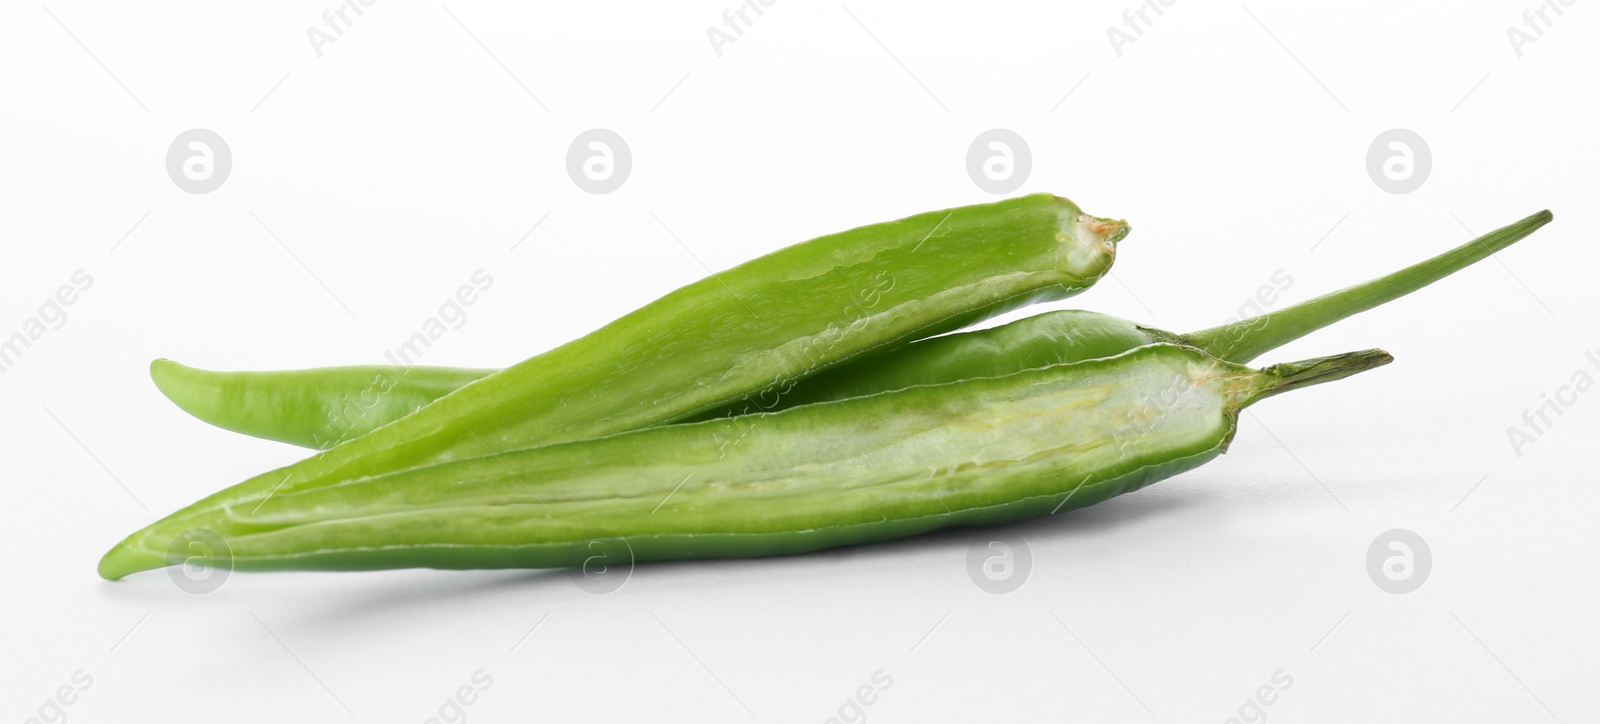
left=2, top=1, right=1596, bottom=721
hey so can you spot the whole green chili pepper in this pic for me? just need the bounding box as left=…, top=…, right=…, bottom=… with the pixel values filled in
left=98, top=344, right=1389, bottom=578
left=149, top=210, right=1548, bottom=446
left=755, top=208, right=1551, bottom=412
left=104, top=194, right=1128, bottom=564
left=149, top=362, right=494, bottom=450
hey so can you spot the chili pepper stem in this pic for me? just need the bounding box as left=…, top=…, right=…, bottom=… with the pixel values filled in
left=1246, top=348, right=1393, bottom=405
left=1214, top=348, right=1392, bottom=451
left=1182, top=210, right=1553, bottom=362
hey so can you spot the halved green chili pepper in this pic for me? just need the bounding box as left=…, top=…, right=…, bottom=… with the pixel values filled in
left=98, top=343, right=1389, bottom=578
left=149, top=210, right=1549, bottom=445
left=102, top=194, right=1128, bottom=574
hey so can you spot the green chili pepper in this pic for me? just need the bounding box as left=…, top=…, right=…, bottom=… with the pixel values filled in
left=752, top=208, right=1551, bottom=412
left=149, top=210, right=1548, bottom=445
left=103, top=194, right=1128, bottom=570
left=98, top=344, right=1389, bottom=578
left=149, top=362, right=494, bottom=450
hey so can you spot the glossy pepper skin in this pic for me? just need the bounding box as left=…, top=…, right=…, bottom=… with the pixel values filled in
left=98, top=344, right=1389, bottom=578
left=737, top=208, right=1552, bottom=414
left=105, top=194, right=1129, bottom=564
left=149, top=362, right=493, bottom=449
left=149, top=209, right=1549, bottom=444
